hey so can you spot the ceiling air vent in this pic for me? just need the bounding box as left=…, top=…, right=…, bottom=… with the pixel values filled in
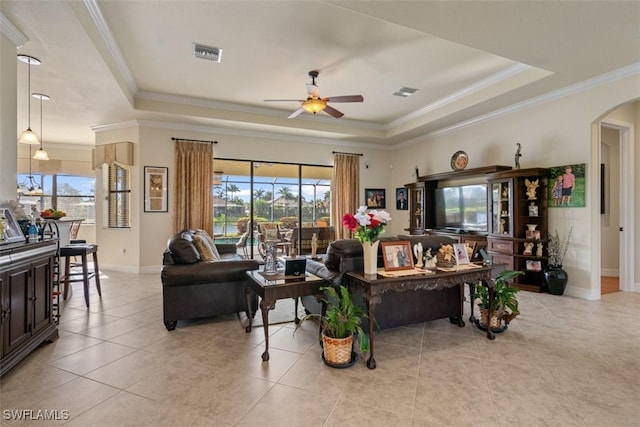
left=193, top=43, right=222, bottom=62
left=392, top=86, right=417, bottom=97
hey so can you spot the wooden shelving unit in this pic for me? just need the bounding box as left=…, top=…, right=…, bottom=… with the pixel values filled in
left=486, top=168, right=549, bottom=292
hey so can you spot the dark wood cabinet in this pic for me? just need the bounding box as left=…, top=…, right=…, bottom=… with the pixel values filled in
left=404, top=181, right=426, bottom=235
left=486, top=168, right=549, bottom=292
left=1, top=241, right=58, bottom=376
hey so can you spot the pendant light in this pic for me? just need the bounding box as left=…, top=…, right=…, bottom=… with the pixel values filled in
left=17, top=54, right=41, bottom=145
left=32, top=93, right=50, bottom=161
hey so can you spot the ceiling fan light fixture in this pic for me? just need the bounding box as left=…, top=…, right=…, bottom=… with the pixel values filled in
left=302, top=98, right=326, bottom=114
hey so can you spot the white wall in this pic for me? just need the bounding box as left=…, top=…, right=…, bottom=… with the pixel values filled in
left=392, top=74, right=640, bottom=299
left=96, top=123, right=392, bottom=272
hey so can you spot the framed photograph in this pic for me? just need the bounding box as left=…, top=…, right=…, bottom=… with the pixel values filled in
left=526, top=260, right=542, bottom=271
left=548, top=163, right=586, bottom=208
left=0, top=208, right=27, bottom=244
left=381, top=241, right=414, bottom=271
left=395, top=188, right=408, bottom=210
left=528, top=203, right=538, bottom=217
left=365, top=188, right=385, bottom=209
left=470, top=241, right=487, bottom=263
left=144, top=166, right=168, bottom=212
left=453, top=243, right=470, bottom=265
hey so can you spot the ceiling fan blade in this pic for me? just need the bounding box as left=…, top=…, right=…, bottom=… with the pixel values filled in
left=323, top=105, right=344, bottom=118
left=264, top=99, right=305, bottom=102
left=323, top=95, right=364, bottom=103
left=306, top=83, right=319, bottom=98
left=287, top=108, right=305, bottom=119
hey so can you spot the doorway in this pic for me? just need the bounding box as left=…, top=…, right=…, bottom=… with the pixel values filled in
left=598, top=115, right=635, bottom=293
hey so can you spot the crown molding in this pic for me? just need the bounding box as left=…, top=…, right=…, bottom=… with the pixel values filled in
left=396, top=62, right=640, bottom=149
left=91, top=119, right=394, bottom=151
left=390, top=63, right=534, bottom=128
left=0, top=12, right=28, bottom=47
left=82, top=0, right=137, bottom=94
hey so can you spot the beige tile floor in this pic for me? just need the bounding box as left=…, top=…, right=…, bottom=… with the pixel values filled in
left=1, top=269, right=639, bottom=426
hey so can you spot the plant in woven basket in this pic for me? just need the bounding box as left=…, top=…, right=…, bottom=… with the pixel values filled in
left=295, top=285, right=369, bottom=359
left=473, top=270, right=523, bottom=328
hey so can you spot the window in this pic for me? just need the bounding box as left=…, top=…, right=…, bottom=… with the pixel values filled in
left=17, top=173, right=96, bottom=223
left=106, top=164, right=131, bottom=228
left=212, top=159, right=332, bottom=239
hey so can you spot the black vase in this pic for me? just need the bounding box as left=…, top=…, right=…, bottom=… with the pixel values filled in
left=544, top=265, right=568, bottom=295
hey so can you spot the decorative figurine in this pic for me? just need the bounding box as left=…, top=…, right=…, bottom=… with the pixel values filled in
left=523, top=242, right=534, bottom=255
left=536, top=243, right=544, bottom=257
left=413, top=242, right=424, bottom=268
left=514, top=143, right=522, bottom=169
left=525, top=178, right=539, bottom=200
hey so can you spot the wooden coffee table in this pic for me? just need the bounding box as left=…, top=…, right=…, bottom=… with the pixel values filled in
left=245, top=270, right=326, bottom=361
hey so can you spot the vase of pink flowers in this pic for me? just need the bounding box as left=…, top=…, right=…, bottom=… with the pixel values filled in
left=342, top=206, right=391, bottom=275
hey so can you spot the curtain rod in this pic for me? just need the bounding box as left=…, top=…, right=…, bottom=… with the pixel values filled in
left=332, top=151, right=363, bottom=156
left=171, top=137, right=218, bottom=144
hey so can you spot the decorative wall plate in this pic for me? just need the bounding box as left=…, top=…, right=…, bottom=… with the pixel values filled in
left=450, top=150, right=468, bottom=170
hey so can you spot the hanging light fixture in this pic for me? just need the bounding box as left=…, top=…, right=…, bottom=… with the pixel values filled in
left=17, top=146, right=44, bottom=196
left=32, top=93, right=50, bottom=161
left=17, top=54, right=41, bottom=145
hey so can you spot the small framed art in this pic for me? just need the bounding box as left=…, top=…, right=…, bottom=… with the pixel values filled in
left=381, top=241, right=414, bottom=271
left=526, top=260, right=542, bottom=271
left=0, top=208, right=26, bottom=244
left=365, top=188, right=386, bottom=209
left=144, top=166, right=168, bottom=212
left=453, top=243, right=470, bottom=265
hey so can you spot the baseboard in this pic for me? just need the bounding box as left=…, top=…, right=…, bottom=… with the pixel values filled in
left=600, top=268, right=619, bottom=277
left=564, top=285, right=600, bottom=300
left=98, top=263, right=161, bottom=275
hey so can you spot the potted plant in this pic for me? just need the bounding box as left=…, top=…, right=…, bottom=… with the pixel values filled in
left=473, top=269, right=523, bottom=332
left=295, top=285, right=368, bottom=367
left=545, top=226, right=573, bottom=295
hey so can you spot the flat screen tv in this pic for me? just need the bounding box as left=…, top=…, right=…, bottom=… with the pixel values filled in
left=434, top=184, right=488, bottom=232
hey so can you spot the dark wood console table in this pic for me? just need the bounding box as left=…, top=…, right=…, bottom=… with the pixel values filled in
left=347, top=265, right=497, bottom=369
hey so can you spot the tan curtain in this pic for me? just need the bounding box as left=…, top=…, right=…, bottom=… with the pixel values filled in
left=331, top=153, right=359, bottom=240
left=173, top=141, right=214, bottom=234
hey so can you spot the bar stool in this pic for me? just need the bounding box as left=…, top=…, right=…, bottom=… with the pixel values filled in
left=60, top=243, right=102, bottom=308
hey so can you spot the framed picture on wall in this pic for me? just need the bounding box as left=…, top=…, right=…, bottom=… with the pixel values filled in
left=144, top=166, right=168, bottom=212
left=395, top=188, right=408, bottom=210
left=365, top=188, right=386, bottom=208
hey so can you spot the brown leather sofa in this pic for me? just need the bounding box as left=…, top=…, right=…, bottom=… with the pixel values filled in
left=161, top=230, right=259, bottom=330
left=301, top=234, right=461, bottom=329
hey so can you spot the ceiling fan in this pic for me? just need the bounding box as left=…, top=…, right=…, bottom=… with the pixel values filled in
left=264, top=70, right=364, bottom=119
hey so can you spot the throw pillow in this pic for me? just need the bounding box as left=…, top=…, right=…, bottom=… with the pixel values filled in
left=195, top=229, right=221, bottom=261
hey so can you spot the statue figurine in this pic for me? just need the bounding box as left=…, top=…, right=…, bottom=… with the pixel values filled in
left=536, top=243, right=544, bottom=257
left=523, top=242, right=534, bottom=255
left=525, top=178, right=539, bottom=200
left=515, top=143, right=522, bottom=169
left=310, top=233, right=318, bottom=258
left=413, top=242, right=424, bottom=268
